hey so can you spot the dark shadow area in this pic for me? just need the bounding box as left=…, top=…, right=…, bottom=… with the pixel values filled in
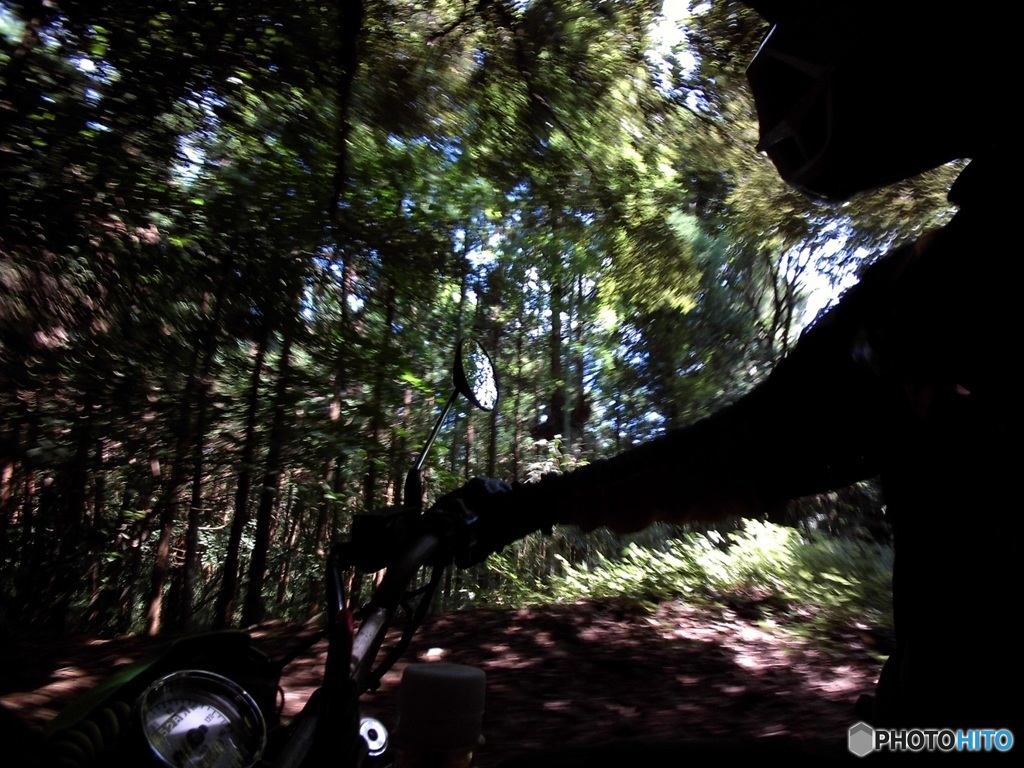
left=362, top=598, right=881, bottom=767
left=0, top=599, right=881, bottom=767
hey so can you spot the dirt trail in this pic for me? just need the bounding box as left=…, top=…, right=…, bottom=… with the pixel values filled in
left=0, top=598, right=884, bottom=766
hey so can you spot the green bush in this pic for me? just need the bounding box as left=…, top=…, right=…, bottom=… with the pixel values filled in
left=472, top=519, right=894, bottom=641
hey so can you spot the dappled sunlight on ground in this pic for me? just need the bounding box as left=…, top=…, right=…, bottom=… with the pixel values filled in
left=356, top=598, right=883, bottom=765
left=1, top=598, right=884, bottom=767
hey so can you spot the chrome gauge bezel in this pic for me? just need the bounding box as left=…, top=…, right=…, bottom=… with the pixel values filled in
left=137, top=669, right=267, bottom=768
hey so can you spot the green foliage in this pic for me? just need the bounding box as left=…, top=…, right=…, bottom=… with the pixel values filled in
left=473, top=520, right=894, bottom=642
left=521, top=436, right=587, bottom=480
left=0, top=0, right=941, bottom=637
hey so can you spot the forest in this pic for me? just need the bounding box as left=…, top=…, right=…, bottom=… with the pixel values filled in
left=0, top=0, right=958, bottom=640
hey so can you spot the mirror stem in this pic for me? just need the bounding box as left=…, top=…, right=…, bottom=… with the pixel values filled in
left=405, top=389, right=459, bottom=512
left=414, top=389, right=458, bottom=472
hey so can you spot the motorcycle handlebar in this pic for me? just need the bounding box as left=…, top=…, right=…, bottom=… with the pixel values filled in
left=350, top=532, right=442, bottom=691
left=364, top=532, right=443, bottom=609
left=343, top=500, right=474, bottom=575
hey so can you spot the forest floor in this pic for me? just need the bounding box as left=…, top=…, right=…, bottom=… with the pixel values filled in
left=0, top=597, right=888, bottom=766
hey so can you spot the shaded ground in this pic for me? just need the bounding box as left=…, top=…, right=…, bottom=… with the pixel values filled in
left=0, top=598, right=885, bottom=766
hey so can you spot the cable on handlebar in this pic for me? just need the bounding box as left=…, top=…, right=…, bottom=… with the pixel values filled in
left=366, top=562, right=445, bottom=692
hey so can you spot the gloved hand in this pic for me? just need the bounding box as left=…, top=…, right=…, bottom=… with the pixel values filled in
left=430, top=477, right=554, bottom=567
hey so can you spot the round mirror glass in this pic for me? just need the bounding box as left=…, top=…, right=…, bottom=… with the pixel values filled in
left=454, top=339, right=498, bottom=412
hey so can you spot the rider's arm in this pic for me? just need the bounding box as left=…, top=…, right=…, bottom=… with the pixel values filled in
left=515, top=244, right=918, bottom=535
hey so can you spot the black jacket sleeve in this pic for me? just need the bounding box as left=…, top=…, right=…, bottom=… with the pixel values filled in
left=516, top=241, right=923, bottom=534
left=505, top=154, right=1017, bottom=537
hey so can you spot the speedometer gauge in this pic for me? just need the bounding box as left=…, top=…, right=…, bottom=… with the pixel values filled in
left=137, top=669, right=267, bottom=768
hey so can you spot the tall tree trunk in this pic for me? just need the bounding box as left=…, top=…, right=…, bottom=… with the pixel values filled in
left=276, top=491, right=302, bottom=608
left=241, top=327, right=295, bottom=628
left=314, top=0, right=364, bottom=614
left=145, top=284, right=224, bottom=636
left=0, top=462, right=11, bottom=553
left=86, top=440, right=107, bottom=624
left=350, top=282, right=395, bottom=609
left=546, top=267, right=566, bottom=442
left=45, top=389, right=96, bottom=631
left=569, top=276, right=589, bottom=445
left=512, top=323, right=524, bottom=481
left=322, top=256, right=354, bottom=612
left=361, top=283, right=396, bottom=512
left=449, top=265, right=470, bottom=475
left=328, top=0, right=365, bottom=226
left=84, top=472, right=133, bottom=630
left=18, top=468, right=38, bottom=611
left=0, top=423, right=21, bottom=552
left=213, top=333, right=269, bottom=629
left=174, top=368, right=214, bottom=631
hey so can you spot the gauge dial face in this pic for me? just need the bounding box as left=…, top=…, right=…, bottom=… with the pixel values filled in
left=138, top=670, right=266, bottom=768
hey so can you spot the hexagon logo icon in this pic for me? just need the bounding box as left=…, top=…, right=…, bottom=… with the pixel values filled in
left=848, top=721, right=875, bottom=757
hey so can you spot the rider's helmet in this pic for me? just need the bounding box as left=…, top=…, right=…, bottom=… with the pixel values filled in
left=743, top=1, right=1008, bottom=201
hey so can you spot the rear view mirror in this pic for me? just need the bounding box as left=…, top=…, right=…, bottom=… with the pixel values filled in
left=405, top=338, right=500, bottom=511
left=453, top=338, right=498, bottom=412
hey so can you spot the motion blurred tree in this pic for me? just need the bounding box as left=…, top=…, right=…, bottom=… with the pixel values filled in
left=0, top=0, right=955, bottom=636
